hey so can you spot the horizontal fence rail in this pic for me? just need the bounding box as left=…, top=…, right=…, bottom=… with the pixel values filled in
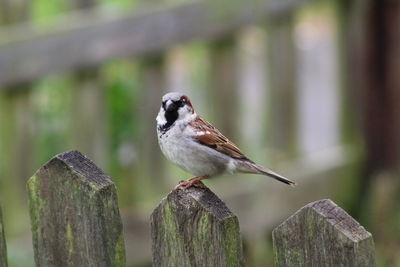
left=0, top=0, right=312, bottom=88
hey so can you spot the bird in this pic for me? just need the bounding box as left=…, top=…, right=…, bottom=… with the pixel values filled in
left=156, top=92, right=296, bottom=189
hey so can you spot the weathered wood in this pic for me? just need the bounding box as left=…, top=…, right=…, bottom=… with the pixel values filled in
left=0, top=0, right=33, bottom=243
left=67, top=0, right=107, bottom=168
left=343, top=0, right=400, bottom=220
left=0, top=204, right=7, bottom=267
left=0, top=0, right=30, bottom=24
left=209, top=37, right=239, bottom=140
left=0, top=92, right=30, bottom=233
left=355, top=0, right=400, bottom=172
left=69, top=70, right=107, bottom=168
left=266, top=14, right=298, bottom=158
left=27, top=150, right=126, bottom=267
left=151, top=185, right=244, bottom=267
left=272, top=199, right=376, bottom=267
left=0, top=0, right=312, bottom=88
left=13, top=89, right=34, bottom=185
left=334, top=0, right=366, bottom=215
left=137, top=57, right=166, bottom=193
left=236, top=27, right=267, bottom=148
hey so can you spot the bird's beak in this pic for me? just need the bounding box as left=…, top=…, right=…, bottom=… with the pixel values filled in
left=165, top=100, right=176, bottom=112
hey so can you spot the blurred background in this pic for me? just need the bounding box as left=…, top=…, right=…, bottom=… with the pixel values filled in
left=0, top=0, right=399, bottom=266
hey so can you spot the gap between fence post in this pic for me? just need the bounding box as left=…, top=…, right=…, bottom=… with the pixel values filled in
left=0, top=204, right=7, bottom=267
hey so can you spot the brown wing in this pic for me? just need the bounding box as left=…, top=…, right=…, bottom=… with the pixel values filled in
left=189, top=116, right=249, bottom=160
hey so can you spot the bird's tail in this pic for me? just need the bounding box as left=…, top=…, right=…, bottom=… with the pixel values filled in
left=238, top=161, right=296, bottom=186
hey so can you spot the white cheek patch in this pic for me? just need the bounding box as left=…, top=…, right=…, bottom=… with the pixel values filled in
left=156, top=108, right=167, bottom=125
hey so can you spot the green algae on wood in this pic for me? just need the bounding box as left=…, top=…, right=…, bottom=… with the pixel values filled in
left=150, top=185, right=244, bottom=267
left=272, top=199, right=376, bottom=267
left=27, top=150, right=126, bottom=267
left=0, top=204, right=8, bottom=267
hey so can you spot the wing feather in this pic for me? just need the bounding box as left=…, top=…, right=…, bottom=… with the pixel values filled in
left=189, top=117, right=248, bottom=160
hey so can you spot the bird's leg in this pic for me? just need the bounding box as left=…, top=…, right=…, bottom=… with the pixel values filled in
left=175, top=176, right=208, bottom=189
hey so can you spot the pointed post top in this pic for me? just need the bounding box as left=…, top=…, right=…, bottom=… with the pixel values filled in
left=28, top=150, right=126, bottom=267
left=30, top=150, right=113, bottom=190
left=159, top=186, right=236, bottom=221
left=273, top=199, right=376, bottom=267
left=151, top=185, right=244, bottom=267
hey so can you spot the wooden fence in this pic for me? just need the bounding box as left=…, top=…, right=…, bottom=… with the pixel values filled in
left=0, top=150, right=375, bottom=266
left=27, top=150, right=125, bottom=266
left=150, top=179, right=376, bottom=267
left=0, top=0, right=359, bottom=265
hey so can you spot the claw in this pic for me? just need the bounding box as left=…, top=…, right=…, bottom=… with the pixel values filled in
left=174, top=181, right=188, bottom=190
left=174, top=176, right=208, bottom=190
left=191, top=181, right=206, bottom=188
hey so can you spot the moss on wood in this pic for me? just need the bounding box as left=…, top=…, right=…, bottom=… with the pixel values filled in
left=150, top=185, right=244, bottom=267
left=27, top=150, right=126, bottom=267
left=272, top=199, right=376, bottom=267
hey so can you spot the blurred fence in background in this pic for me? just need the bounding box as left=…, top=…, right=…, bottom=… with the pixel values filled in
left=0, top=0, right=398, bottom=266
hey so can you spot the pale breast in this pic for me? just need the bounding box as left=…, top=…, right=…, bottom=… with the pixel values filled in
left=157, top=125, right=231, bottom=177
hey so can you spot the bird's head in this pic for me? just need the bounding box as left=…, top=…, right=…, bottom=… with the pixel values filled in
left=156, top=92, right=195, bottom=130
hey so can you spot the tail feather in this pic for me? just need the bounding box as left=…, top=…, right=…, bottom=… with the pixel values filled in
left=238, top=161, right=296, bottom=186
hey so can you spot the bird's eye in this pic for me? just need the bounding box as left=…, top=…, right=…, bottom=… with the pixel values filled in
left=176, top=100, right=184, bottom=107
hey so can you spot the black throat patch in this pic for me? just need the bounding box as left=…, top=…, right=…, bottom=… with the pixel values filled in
left=159, top=110, right=178, bottom=134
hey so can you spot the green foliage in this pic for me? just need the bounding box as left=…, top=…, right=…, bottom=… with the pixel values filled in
left=31, top=0, right=67, bottom=25
left=32, top=76, right=72, bottom=168
left=100, top=0, right=139, bottom=9
left=102, top=60, right=141, bottom=205
left=103, top=61, right=139, bottom=162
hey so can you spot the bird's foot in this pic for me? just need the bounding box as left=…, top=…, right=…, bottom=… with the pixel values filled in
left=175, top=176, right=208, bottom=190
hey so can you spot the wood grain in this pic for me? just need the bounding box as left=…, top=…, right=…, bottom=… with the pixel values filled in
left=27, top=150, right=126, bottom=267
left=150, top=185, right=244, bottom=267
left=272, top=199, right=376, bottom=267
left=0, top=0, right=311, bottom=88
left=266, top=15, right=297, bottom=158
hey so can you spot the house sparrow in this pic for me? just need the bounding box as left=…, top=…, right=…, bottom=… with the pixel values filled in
left=156, top=92, right=295, bottom=189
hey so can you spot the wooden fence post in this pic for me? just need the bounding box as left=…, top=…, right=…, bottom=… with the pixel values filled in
left=27, top=150, right=126, bottom=267
left=0, top=204, right=7, bottom=267
left=266, top=14, right=298, bottom=159
left=151, top=185, right=244, bottom=267
left=69, top=70, right=107, bottom=168
left=138, top=57, right=166, bottom=192
left=209, top=37, right=239, bottom=140
left=272, top=199, right=376, bottom=267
